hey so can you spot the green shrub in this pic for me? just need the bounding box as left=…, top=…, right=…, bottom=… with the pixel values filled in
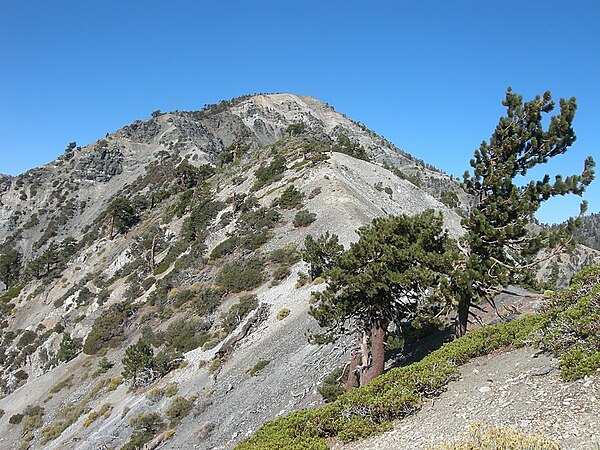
left=0, top=284, right=24, bottom=303
left=253, top=157, right=286, bottom=190
left=249, top=359, right=271, bottom=376
left=9, top=413, right=24, bottom=425
left=210, top=237, right=238, bottom=259
left=50, top=375, right=74, bottom=393
left=83, top=302, right=137, bottom=355
left=57, top=334, right=82, bottom=362
left=122, top=412, right=165, bottom=450
left=274, top=186, right=304, bottom=209
left=439, top=191, right=460, bottom=208
left=538, top=264, right=600, bottom=380
left=293, top=210, right=317, bottom=228
left=269, top=244, right=300, bottom=265
left=165, top=396, right=194, bottom=427
left=317, top=367, right=345, bottom=403
left=217, top=258, right=264, bottom=293
left=332, top=135, right=369, bottom=161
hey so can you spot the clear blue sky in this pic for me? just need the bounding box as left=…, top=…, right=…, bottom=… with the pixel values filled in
left=1, top=1, right=598, bottom=223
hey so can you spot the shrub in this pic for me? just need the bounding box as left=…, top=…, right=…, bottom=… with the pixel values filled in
left=83, top=302, right=137, bottom=355
left=50, top=375, right=74, bottom=393
left=332, top=135, right=369, bottom=161
left=165, top=396, right=194, bottom=427
left=210, top=236, right=238, bottom=259
left=430, top=423, right=560, bottom=449
left=269, top=244, right=300, bottom=265
left=57, top=334, right=82, bottom=362
left=317, top=367, right=345, bottom=403
left=122, top=412, right=165, bottom=450
left=217, top=258, right=264, bottom=293
left=440, top=191, right=460, bottom=208
left=207, top=358, right=221, bottom=375
left=293, top=210, right=317, bottom=228
left=9, top=413, right=24, bottom=425
left=253, top=157, right=286, bottom=190
left=249, top=359, right=271, bottom=376
left=17, top=330, right=37, bottom=348
left=276, top=308, right=290, bottom=320
left=538, top=264, right=600, bottom=380
left=274, top=186, right=304, bottom=209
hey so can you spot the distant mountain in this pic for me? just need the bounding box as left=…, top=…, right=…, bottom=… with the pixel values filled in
left=573, top=212, right=600, bottom=250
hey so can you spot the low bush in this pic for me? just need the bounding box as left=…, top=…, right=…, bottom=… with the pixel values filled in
left=83, top=302, right=137, bottom=355
left=317, top=367, right=346, bottom=403
left=165, top=396, right=194, bottom=427
left=274, top=186, right=304, bottom=209
left=430, top=423, right=560, bottom=449
left=538, top=264, right=600, bottom=380
left=221, top=295, right=259, bottom=334
left=276, top=308, right=290, bottom=320
left=217, top=258, right=264, bottom=293
left=249, top=359, right=271, bottom=376
left=293, top=210, right=317, bottom=228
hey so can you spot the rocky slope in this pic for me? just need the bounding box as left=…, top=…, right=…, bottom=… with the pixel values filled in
left=0, top=94, right=468, bottom=450
left=339, top=346, right=599, bottom=450
left=0, top=93, right=597, bottom=450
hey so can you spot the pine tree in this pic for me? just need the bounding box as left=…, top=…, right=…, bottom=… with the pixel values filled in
left=456, top=88, right=596, bottom=335
left=0, top=247, right=21, bottom=287
left=122, top=340, right=155, bottom=386
left=57, top=334, right=81, bottom=362
left=106, top=198, right=139, bottom=239
left=302, top=232, right=344, bottom=280
left=308, top=210, right=457, bottom=387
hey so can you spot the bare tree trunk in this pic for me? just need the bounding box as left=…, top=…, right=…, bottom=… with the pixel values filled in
left=345, top=336, right=362, bottom=390
left=107, top=215, right=114, bottom=240
left=233, top=142, right=239, bottom=162
left=456, top=297, right=470, bottom=337
left=148, top=235, right=157, bottom=271
left=361, top=325, right=386, bottom=385
left=232, top=192, right=237, bottom=214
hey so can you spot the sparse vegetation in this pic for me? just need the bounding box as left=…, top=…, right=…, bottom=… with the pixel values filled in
left=249, top=359, right=270, bottom=376
left=429, top=423, right=560, bottom=449
left=217, top=258, right=264, bottom=293
left=293, top=209, right=317, bottom=227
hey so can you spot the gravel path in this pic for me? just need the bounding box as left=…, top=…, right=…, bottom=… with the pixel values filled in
left=338, top=347, right=599, bottom=449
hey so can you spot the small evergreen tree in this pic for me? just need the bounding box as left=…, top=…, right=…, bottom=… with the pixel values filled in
left=0, top=247, right=21, bottom=287
left=122, top=340, right=154, bottom=385
left=57, top=334, right=81, bottom=362
left=106, top=198, right=139, bottom=238
left=302, top=232, right=344, bottom=280
left=456, top=88, right=596, bottom=335
left=309, top=210, right=457, bottom=387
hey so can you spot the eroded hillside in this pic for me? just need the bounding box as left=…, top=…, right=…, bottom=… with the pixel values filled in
left=0, top=94, right=469, bottom=450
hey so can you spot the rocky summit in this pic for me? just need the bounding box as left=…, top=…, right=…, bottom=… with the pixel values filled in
left=0, top=94, right=597, bottom=450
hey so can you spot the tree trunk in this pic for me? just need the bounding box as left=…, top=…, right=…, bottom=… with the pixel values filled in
left=361, top=324, right=386, bottom=385
left=456, top=296, right=470, bottom=337
left=148, top=235, right=157, bottom=271
left=107, top=215, right=114, bottom=240
left=345, top=336, right=362, bottom=390
left=233, top=142, right=239, bottom=162
left=232, top=192, right=237, bottom=214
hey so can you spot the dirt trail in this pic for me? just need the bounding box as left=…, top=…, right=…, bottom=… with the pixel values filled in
left=338, top=347, right=599, bottom=450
